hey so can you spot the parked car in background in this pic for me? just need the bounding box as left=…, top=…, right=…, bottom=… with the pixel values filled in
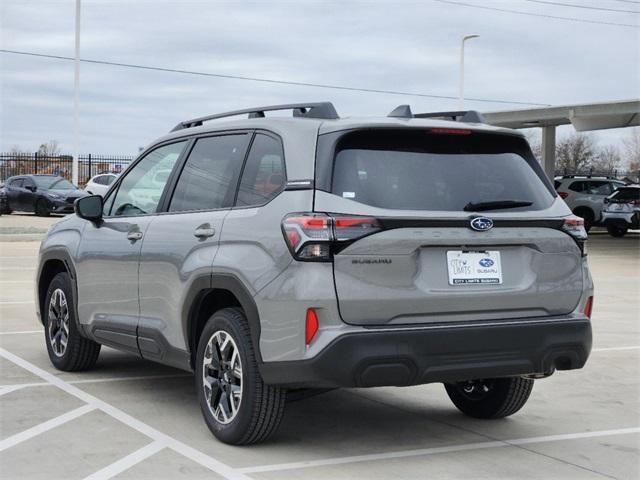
left=4, top=174, right=87, bottom=216
left=84, top=173, right=118, bottom=197
left=0, top=182, right=8, bottom=215
left=601, top=185, right=640, bottom=237
left=554, top=176, right=626, bottom=231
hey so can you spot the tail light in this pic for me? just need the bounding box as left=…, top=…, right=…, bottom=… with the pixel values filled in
left=562, top=215, right=588, bottom=256
left=582, top=296, right=593, bottom=318
left=282, top=213, right=381, bottom=261
left=558, top=191, right=569, bottom=199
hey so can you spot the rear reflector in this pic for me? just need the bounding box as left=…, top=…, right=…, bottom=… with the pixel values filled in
left=305, top=308, right=319, bottom=345
left=558, top=191, right=569, bottom=199
left=582, top=296, right=593, bottom=318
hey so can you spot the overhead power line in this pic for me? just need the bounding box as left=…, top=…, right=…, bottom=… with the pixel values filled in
left=522, top=0, right=639, bottom=14
left=431, top=0, right=640, bottom=28
left=0, top=48, right=549, bottom=107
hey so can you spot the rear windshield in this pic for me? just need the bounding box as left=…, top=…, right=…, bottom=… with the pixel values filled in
left=611, top=187, right=640, bottom=201
left=330, top=129, right=554, bottom=212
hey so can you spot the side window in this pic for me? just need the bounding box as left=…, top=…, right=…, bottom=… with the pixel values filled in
left=10, top=178, right=23, bottom=187
left=23, top=178, right=35, bottom=189
left=169, top=134, right=248, bottom=212
left=105, top=175, right=116, bottom=186
left=109, top=141, right=186, bottom=217
left=588, top=181, right=610, bottom=195
left=236, top=134, right=285, bottom=207
left=568, top=181, right=586, bottom=193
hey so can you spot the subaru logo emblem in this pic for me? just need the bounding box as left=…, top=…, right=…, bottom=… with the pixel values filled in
left=470, top=217, right=493, bottom=231
left=479, top=258, right=494, bottom=267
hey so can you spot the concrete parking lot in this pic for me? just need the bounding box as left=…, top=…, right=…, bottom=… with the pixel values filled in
left=0, top=215, right=638, bottom=479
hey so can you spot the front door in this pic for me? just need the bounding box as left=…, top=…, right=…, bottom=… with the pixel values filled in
left=138, top=133, right=251, bottom=367
left=75, top=140, right=188, bottom=353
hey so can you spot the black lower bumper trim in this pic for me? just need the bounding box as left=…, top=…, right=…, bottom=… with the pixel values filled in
left=260, top=318, right=592, bottom=388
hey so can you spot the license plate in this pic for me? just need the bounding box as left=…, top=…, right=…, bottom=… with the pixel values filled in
left=447, top=251, right=502, bottom=285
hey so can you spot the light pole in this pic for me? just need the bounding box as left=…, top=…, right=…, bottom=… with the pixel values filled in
left=72, top=0, right=81, bottom=186
left=459, top=34, right=479, bottom=111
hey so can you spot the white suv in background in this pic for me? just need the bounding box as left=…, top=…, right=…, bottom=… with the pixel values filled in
left=555, top=176, right=626, bottom=231
left=84, top=173, right=118, bottom=197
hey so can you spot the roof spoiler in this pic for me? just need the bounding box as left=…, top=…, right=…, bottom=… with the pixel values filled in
left=171, top=102, right=339, bottom=132
left=388, top=104, right=487, bottom=124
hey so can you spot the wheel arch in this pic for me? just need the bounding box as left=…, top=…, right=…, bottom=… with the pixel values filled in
left=185, top=274, right=262, bottom=370
left=37, top=250, right=78, bottom=327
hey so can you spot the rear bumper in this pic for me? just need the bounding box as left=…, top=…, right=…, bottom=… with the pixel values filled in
left=602, top=211, right=639, bottom=228
left=260, top=317, right=592, bottom=388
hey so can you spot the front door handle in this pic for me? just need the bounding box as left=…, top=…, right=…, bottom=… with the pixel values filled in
left=194, top=224, right=215, bottom=239
left=127, top=231, right=143, bottom=241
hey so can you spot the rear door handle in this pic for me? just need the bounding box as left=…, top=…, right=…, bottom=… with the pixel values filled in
left=127, top=231, right=143, bottom=241
left=194, top=224, right=215, bottom=239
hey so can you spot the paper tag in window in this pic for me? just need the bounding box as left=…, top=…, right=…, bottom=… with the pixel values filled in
left=342, top=192, right=356, bottom=199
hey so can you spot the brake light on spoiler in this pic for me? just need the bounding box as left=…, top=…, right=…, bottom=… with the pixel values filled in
left=281, top=213, right=381, bottom=261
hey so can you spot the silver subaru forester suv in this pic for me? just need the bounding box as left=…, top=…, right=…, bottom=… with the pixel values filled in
left=36, top=103, right=593, bottom=445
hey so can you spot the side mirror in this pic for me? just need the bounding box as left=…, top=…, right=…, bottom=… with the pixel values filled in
left=26, top=185, right=37, bottom=192
left=75, top=195, right=103, bottom=223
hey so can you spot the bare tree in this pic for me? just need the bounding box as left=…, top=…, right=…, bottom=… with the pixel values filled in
left=621, top=127, right=640, bottom=172
left=555, top=133, right=596, bottom=173
left=37, top=140, right=61, bottom=157
left=591, top=145, right=621, bottom=172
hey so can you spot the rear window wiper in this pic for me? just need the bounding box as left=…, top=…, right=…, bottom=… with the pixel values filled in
left=463, top=200, right=533, bottom=212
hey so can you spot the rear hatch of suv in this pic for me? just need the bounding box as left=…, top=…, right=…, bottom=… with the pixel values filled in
left=311, top=127, right=584, bottom=326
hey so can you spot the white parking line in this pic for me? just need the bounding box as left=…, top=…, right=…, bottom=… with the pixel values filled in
left=83, top=441, right=166, bottom=480
left=592, top=346, right=640, bottom=352
left=239, top=427, right=640, bottom=474
left=0, top=404, right=96, bottom=451
left=0, top=384, right=29, bottom=396
left=0, top=280, right=33, bottom=284
left=0, top=330, right=43, bottom=335
left=0, top=300, right=35, bottom=305
left=0, top=374, right=191, bottom=391
left=0, top=346, right=250, bottom=480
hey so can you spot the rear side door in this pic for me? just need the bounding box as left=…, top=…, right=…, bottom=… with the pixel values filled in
left=6, top=178, right=23, bottom=210
left=138, top=132, right=251, bottom=366
left=20, top=177, right=37, bottom=212
left=75, top=141, right=187, bottom=353
left=314, top=128, right=583, bottom=326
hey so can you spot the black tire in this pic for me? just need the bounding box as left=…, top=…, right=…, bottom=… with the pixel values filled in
left=444, top=377, right=534, bottom=419
left=195, top=307, right=286, bottom=445
left=35, top=199, right=50, bottom=216
left=44, top=272, right=101, bottom=371
left=573, top=208, right=594, bottom=232
left=606, top=223, right=628, bottom=238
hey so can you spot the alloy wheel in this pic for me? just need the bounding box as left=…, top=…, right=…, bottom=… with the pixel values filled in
left=202, top=330, right=243, bottom=424
left=48, top=288, right=70, bottom=357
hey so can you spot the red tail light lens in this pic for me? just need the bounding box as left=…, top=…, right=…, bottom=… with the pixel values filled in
left=558, top=191, right=569, bottom=199
left=562, top=215, right=588, bottom=256
left=582, top=296, right=593, bottom=318
left=282, top=213, right=381, bottom=261
left=305, top=308, right=319, bottom=345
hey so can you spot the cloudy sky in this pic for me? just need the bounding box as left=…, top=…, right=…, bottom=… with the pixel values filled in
left=1, top=0, right=638, bottom=155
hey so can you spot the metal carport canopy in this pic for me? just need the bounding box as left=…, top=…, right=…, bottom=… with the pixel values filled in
left=483, top=99, right=640, bottom=179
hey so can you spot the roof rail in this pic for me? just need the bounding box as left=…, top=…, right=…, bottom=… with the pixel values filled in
left=387, top=105, right=487, bottom=124
left=171, top=102, right=339, bottom=132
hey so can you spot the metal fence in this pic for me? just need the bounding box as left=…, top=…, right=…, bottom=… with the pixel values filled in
left=555, top=168, right=640, bottom=184
left=0, top=153, right=134, bottom=186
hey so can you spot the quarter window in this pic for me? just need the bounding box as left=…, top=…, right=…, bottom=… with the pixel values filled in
left=169, top=134, right=249, bottom=212
left=236, top=134, right=285, bottom=207
left=109, top=141, right=186, bottom=217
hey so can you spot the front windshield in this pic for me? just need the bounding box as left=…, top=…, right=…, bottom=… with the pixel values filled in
left=33, top=176, right=76, bottom=190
